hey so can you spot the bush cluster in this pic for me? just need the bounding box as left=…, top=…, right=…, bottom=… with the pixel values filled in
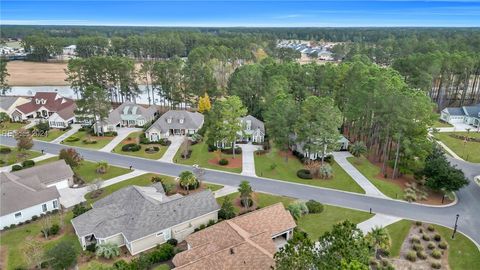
left=208, top=144, right=217, bottom=152
left=438, top=241, right=448, bottom=249
left=82, top=138, right=98, bottom=144
left=422, top=234, right=431, bottom=241
left=221, top=147, right=242, bottom=155
left=434, top=234, right=441, bottom=241
left=0, top=147, right=11, bottom=154
left=111, top=243, right=174, bottom=270
left=11, top=164, right=23, bottom=171
left=145, top=146, right=160, bottom=153
left=431, top=249, right=442, bottom=259
left=22, top=159, right=35, bottom=168
left=406, top=250, right=417, bottom=262
left=73, top=203, right=91, bottom=218
left=103, top=131, right=118, bottom=136
left=158, top=138, right=171, bottom=146
left=417, top=251, right=427, bottom=260
left=42, top=224, right=60, bottom=237
left=305, top=200, right=324, bottom=213
left=121, top=143, right=141, bottom=152
left=297, top=169, right=313, bottom=179
left=431, top=262, right=442, bottom=269
left=218, top=158, right=229, bottom=166
left=65, top=136, right=80, bottom=142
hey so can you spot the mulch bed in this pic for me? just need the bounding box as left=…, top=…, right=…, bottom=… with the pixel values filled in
left=208, top=156, right=242, bottom=168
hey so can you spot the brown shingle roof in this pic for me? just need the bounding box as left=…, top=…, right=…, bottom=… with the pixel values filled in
left=15, top=92, right=75, bottom=115
left=172, top=203, right=296, bottom=270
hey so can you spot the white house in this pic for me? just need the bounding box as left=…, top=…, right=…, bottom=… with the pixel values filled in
left=145, top=110, right=204, bottom=141
left=63, top=45, right=76, bottom=55
left=48, top=104, right=77, bottom=129
left=440, top=103, right=480, bottom=127
left=71, top=185, right=219, bottom=255
left=290, top=134, right=350, bottom=160
left=11, top=92, right=76, bottom=124
left=0, top=171, right=60, bottom=229
left=238, top=115, right=265, bottom=143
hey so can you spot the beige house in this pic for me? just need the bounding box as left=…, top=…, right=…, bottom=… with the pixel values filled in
left=0, top=96, right=30, bottom=119
left=71, top=184, right=219, bottom=255
left=173, top=203, right=296, bottom=270
left=145, top=110, right=204, bottom=141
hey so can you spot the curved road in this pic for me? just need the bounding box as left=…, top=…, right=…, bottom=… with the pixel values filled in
left=1, top=137, right=479, bottom=247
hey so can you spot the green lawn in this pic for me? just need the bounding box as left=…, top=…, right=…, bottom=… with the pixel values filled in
left=205, top=182, right=224, bottom=192
left=34, top=128, right=67, bottom=142
left=0, top=121, right=25, bottom=132
left=434, top=132, right=480, bottom=163
left=254, top=147, right=364, bottom=194
left=34, top=156, right=59, bottom=166
left=431, top=120, right=452, bottom=128
left=297, top=205, right=373, bottom=240
left=434, top=224, right=480, bottom=270
left=174, top=141, right=242, bottom=173
left=152, top=264, right=171, bottom=270
left=0, top=211, right=82, bottom=270
left=62, top=131, right=116, bottom=150
left=0, top=146, right=42, bottom=166
left=347, top=156, right=404, bottom=199
left=385, top=220, right=412, bottom=257
left=216, top=192, right=295, bottom=214
left=112, top=131, right=168, bottom=159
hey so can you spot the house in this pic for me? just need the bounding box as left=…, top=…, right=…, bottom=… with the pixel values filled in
left=48, top=103, right=77, bottom=129
left=145, top=110, right=204, bottom=141
left=172, top=203, right=296, bottom=270
left=238, top=115, right=265, bottom=143
left=71, top=185, right=219, bottom=255
left=63, top=45, right=76, bottom=55
left=0, top=171, right=60, bottom=229
left=11, top=160, right=74, bottom=190
left=11, top=92, right=76, bottom=124
left=290, top=134, right=350, bottom=160
left=0, top=96, right=30, bottom=118
left=440, top=103, right=480, bottom=127
left=93, top=101, right=158, bottom=134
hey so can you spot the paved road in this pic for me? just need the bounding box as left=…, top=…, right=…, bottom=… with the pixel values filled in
left=1, top=136, right=479, bottom=247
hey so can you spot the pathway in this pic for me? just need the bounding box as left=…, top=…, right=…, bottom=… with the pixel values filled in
left=357, top=214, right=402, bottom=234
left=158, top=136, right=184, bottom=163
left=239, top=143, right=262, bottom=177
left=332, top=151, right=388, bottom=198
left=0, top=153, right=56, bottom=172
left=434, top=122, right=479, bottom=133
left=50, top=124, right=81, bottom=143
left=58, top=169, right=147, bottom=208
left=213, top=184, right=238, bottom=198
left=99, top=127, right=142, bottom=152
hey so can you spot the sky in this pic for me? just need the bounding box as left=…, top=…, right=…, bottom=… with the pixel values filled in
left=1, top=0, right=479, bottom=27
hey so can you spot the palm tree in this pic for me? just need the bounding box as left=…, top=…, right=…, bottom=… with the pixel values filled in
left=350, top=141, right=367, bottom=159
left=96, top=161, right=109, bottom=174
left=366, top=226, right=391, bottom=257
left=179, top=171, right=197, bottom=194
left=238, top=181, right=253, bottom=209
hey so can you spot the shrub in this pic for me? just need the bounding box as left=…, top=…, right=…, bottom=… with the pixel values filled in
left=412, top=243, right=423, bottom=251
left=427, top=242, right=436, bottom=249
left=0, top=147, right=11, bottom=154
left=73, top=203, right=91, bottom=218
left=431, top=249, right=442, bottom=259
left=218, top=196, right=236, bottom=220
left=417, top=251, right=427, bottom=260
left=151, top=176, right=163, bottom=183
left=103, top=131, right=118, bottom=137
left=323, top=154, right=334, bottom=163
left=31, top=215, right=38, bottom=221
left=149, top=243, right=174, bottom=263
left=121, top=143, right=141, bottom=152
left=158, top=138, right=171, bottom=146
left=218, top=158, right=229, bottom=166
left=11, top=164, right=23, bottom=171
left=422, top=234, right=430, bottom=241
left=207, top=144, right=217, bottom=152
left=82, top=138, right=97, bottom=144
left=431, top=262, right=442, bottom=269
left=65, top=136, right=80, bottom=142
left=46, top=241, right=77, bottom=270
left=411, top=236, right=421, bottom=244
left=21, top=159, right=35, bottom=168
left=406, top=250, right=417, bottom=262
left=207, top=219, right=215, bottom=226
left=199, top=224, right=206, bottom=230
left=86, top=243, right=97, bottom=252
left=287, top=201, right=309, bottom=220
left=139, top=133, right=150, bottom=144
left=434, top=234, right=441, bottom=241
left=167, top=238, right=178, bottom=246
left=305, top=200, right=324, bottom=213
left=415, top=221, right=422, bottom=226
left=427, top=225, right=435, bottom=232
left=36, top=122, right=50, bottom=132
left=438, top=241, right=448, bottom=249
left=220, top=147, right=242, bottom=155
left=145, top=146, right=159, bottom=153
left=240, top=198, right=254, bottom=208
left=96, top=243, right=120, bottom=259
left=49, top=224, right=60, bottom=235
left=297, top=169, right=313, bottom=179
left=418, top=228, right=423, bottom=233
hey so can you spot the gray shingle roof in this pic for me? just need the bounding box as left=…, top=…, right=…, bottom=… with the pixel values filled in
left=12, top=160, right=74, bottom=186
left=102, top=101, right=158, bottom=125
left=147, top=110, right=204, bottom=133
left=462, top=103, right=480, bottom=117
left=71, top=185, right=219, bottom=241
left=0, top=172, right=60, bottom=216
left=0, top=96, right=21, bottom=111
left=241, top=115, right=265, bottom=133
left=444, top=107, right=465, bottom=116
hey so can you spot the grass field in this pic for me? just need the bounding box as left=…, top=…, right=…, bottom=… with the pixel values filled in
left=431, top=120, right=453, bottom=128
left=434, top=132, right=480, bottom=163
left=216, top=192, right=295, bottom=214
left=297, top=205, right=373, bottom=240
left=0, top=146, right=42, bottom=165
left=34, top=128, right=67, bottom=142
left=62, top=131, right=116, bottom=150
left=174, top=141, right=242, bottom=173
left=0, top=122, right=25, bottom=132
left=254, top=147, right=365, bottom=194
left=347, top=156, right=404, bottom=199
left=112, top=131, right=167, bottom=159
left=385, top=219, right=412, bottom=257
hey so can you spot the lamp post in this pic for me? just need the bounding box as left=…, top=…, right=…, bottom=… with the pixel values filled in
left=451, top=214, right=460, bottom=239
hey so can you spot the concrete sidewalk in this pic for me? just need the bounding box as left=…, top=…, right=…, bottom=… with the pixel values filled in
left=239, top=143, right=262, bottom=177
left=99, top=127, right=142, bottom=152
left=158, top=136, right=185, bottom=163
left=357, top=214, right=402, bottom=234
left=0, top=153, right=56, bottom=172
left=213, top=184, right=238, bottom=198
left=51, top=124, right=81, bottom=144
left=332, top=152, right=388, bottom=198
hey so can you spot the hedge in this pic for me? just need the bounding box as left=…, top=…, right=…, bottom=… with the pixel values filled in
left=221, top=147, right=242, bottom=155
left=11, top=164, right=23, bottom=171
left=297, top=169, right=313, bottom=179
left=0, top=147, right=11, bottom=154
left=121, top=143, right=141, bottom=152
left=21, top=159, right=35, bottom=168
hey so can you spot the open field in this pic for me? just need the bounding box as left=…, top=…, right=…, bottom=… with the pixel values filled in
left=6, top=61, right=69, bottom=86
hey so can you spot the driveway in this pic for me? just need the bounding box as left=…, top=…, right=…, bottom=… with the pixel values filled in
left=239, top=143, right=262, bottom=177
left=435, top=122, right=479, bottom=133
left=51, top=124, right=81, bottom=143
left=1, top=136, right=479, bottom=247
left=158, top=136, right=184, bottom=163
left=98, top=127, right=141, bottom=152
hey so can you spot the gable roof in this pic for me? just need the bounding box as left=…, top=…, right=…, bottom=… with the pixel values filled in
left=102, top=101, right=157, bottom=125
left=173, top=203, right=296, bottom=270
left=12, top=160, right=74, bottom=186
left=71, top=186, right=219, bottom=241
left=443, top=107, right=466, bottom=116
left=147, top=110, right=204, bottom=133
left=0, top=96, right=25, bottom=111
left=15, top=92, right=75, bottom=115
left=462, top=103, right=480, bottom=117
left=52, top=103, right=77, bottom=121
left=240, top=115, right=265, bottom=133
left=0, top=172, right=60, bottom=216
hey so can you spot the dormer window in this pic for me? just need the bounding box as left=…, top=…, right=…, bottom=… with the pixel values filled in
left=246, top=120, right=251, bottom=130
left=35, top=99, right=41, bottom=104
left=42, top=99, right=46, bottom=105
left=167, top=118, right=172, bottom=124
left=179, top=118, right=184, bottom=124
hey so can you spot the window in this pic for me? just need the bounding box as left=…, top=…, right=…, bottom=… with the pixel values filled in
left=156, top=232, right=164, bottom=237
left=167, top=118, right=172, bottom=124
left=53, top=200, right=58, bottom=209
left=179, top=118, right=184, bottom=124
left=14, top=212, right=22, bottom=219
left=42, top=204, right=47, bottom=212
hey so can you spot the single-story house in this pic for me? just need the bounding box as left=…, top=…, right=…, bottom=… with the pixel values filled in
left=145, top=110, right=204, bottom=141
left=63, top=45, right=76, bottom=55
left=11, top=160, right=74, bottom=190
left=0, top=171, right=60, bottom=229
left=440, top=103, right=480, bottom=127
left=48, top=103, right=77, bottom=129
left=172, top=203, right=296, bottom=270
left=71, top=185, right=219, bottom=255
left=0, top=96, right=30, bottom=119
left=93, top=101, right=158, bottom=134
left=11, top=92, right=76, bottom=122
left=290, top=134, right=350, bottom=160
left=238, top=115, right=265, bottom=143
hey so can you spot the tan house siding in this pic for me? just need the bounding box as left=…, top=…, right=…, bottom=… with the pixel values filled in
left=104, top=233, right=125, bottom=246
left=130, top=231, right=168, bottom=255
left=172, top=211, right=218, bottom=242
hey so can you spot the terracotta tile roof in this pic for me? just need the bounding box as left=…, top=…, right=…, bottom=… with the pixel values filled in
left=172, top=203, right=296, bottom=270
left=15, top=92, right=75, bottom=115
